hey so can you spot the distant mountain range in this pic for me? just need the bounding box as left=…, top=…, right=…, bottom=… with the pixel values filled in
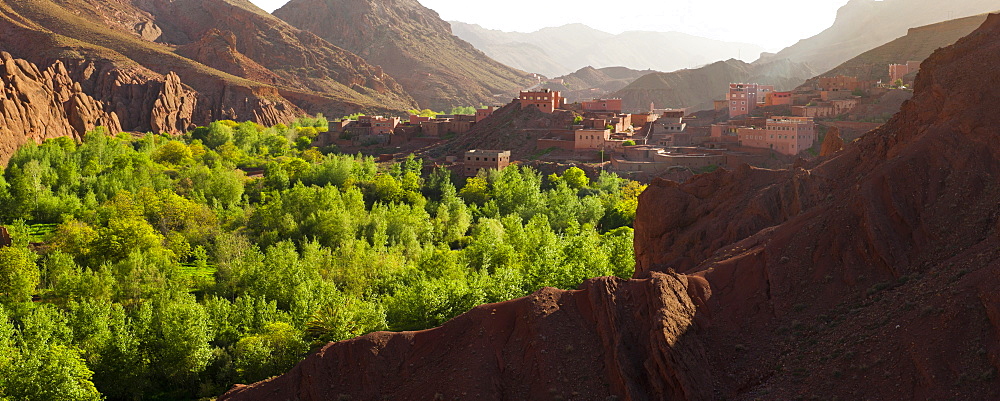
left=528, top=66, right=658, bottom=104
left=275, top=0, right=534, bottom=110
left=611, top=59, right=816, bottom=112
left=450, top=22, right=764, bottom=78
left=762, top=0, right=1000, bottom=72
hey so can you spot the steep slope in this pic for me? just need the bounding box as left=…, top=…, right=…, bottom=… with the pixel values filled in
left=811, top=13, right=989, bottom=83
left=223, top=13, right=1000, bottom=401
left=635, top=13, right=1000, bottom=399
left=452, top=22, right=763, bottom=78
left=612, top=58, right=816, bottom=112
left=766, top=0, right=999, bottom=72
left=0, top=0, right=415, bottom=142
left=274, top=0, right=533, bottom=111
left=220, top=273, right=715, bottom=401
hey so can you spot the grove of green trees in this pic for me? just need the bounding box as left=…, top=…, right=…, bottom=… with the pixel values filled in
left=0, top=117, right=643, bottom=400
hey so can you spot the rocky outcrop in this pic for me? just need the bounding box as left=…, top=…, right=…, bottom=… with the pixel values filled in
left=0, top=52, right=120, bottom=160
left=634, top=13, right=1000, bottom=399
left=0, top=0, right=416, bottom=142
left=819, top=126, right=844, bottom=156
left=176, top=29, right=287, bottom=88
left=149, top=72, right=196, bottom=134
left=221, top=273, right=713, bottom=401
left=275, top=0, right=533, bottom=110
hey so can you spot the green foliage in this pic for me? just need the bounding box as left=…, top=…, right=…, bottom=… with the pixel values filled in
left=448, top=106, right=477, bottom=115
left=339, top=112, right=364, bottom=121
left=0, top=122, right=645, bottom=400
left=407, top=109, right=439, bottom=118
left=622, top=140, right=636, bottom=146
left=232, top=322, right=308, bottom=383
left=573, top=115, right=583, bottom=125
left=0, top=246, right=39, bottom=304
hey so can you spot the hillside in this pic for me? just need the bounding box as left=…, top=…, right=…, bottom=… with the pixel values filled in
left=274, top=0, right=533, bottom=111
left=537, top=66, right=656, bottom=103
left=452, top=22, right=763, bottom=78
left=0, top=0, right=416, bottom=139
left=612, top=58, right=816, bottom=112
left=221, top=13, right=1000, bottom=400
left=811, top=13, right=989, bottom=83
left=765, top=0, right=999, bottom=72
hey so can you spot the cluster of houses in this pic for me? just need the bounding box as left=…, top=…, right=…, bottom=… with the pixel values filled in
left=321, top=60, right=920, bottom=178
left=316, top=106, right=499, bottom=148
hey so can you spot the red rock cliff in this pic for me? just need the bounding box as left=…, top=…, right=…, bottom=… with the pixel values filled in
left=221, top=273, right=714, bottom=401
left=0, top=52, right=120, bottom=160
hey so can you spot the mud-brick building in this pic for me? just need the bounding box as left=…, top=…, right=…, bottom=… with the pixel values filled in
left=519, top=89, right=563, bottom=113
left=462, top=149, right=511, bottom=177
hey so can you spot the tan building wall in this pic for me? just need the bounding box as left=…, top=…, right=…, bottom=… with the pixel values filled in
left=737, top=117, right=816, bottom=155
left=463, top=150, right=511, bottom=177
left=519, top=89, right=562, bottom=113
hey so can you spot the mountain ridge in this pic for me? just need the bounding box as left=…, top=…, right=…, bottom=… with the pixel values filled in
left=451, top=21, right=763, bottom=77
left=274, top=0, right=534, bottom=110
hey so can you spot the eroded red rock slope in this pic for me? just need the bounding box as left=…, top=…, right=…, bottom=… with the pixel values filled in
left=222, top=14, right=1000, bottom=401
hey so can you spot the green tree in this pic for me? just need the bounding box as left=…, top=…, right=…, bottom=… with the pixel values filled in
left=0, top=246, right=39, bottom=303
left=152, top=141, right=193, bottom=165
left=231, top=322, right=308, bottom=383
left=561, top=167, right=589, bottom=190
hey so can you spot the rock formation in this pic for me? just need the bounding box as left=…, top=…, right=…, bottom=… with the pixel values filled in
left=222, top=13, right=1000, bottom=401
left=0, top=0, right=417, bottom=152
left=274, top=0, right=533, bottom=110
left=819, top=126, right=845, bottom=156
left=220, top=273, right=714, bottom=401
left=634, top=13, right=1000, bottom=399
left=0, top=52, right=120, bottom=160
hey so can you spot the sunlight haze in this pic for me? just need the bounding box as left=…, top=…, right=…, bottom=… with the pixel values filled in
left=248, top=0, right=852, bottom=51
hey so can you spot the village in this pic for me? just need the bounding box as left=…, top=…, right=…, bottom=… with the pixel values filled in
left=314, top=61, right=921, bottom=179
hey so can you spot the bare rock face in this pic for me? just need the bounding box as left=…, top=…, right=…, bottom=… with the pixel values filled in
left=150, top=72, right=196, bottom=134
left=0, top=0, right=416, bottom=147
left=634, top=13, right=1000, bottom=400
left=820, top=126, right=845, bottom=156
left=221, top=273, right=714, bottom=401
left=176, top=29, right=287, bottom=87
left=0, top=52, right=120, bottom=160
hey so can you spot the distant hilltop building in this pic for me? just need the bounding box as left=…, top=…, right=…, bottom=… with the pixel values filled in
left=818, top=75, right=863, bottom=92
left=463, top=149, right=511, bottom=177
left=582, top=98, right=623, bottom=114
left=728, top=83, right=760, bottom=118
left=889, top=61, right=922, bottom=83
left=475, top=106, right=497, bottom=123
left=519, top=89, right=564, bottom=113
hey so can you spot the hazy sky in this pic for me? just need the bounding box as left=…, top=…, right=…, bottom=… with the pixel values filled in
left=248, top=0, right=853, bottom=51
